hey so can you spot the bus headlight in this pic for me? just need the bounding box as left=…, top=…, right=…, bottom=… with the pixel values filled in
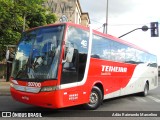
left=40, top=86, right=58, bottom=92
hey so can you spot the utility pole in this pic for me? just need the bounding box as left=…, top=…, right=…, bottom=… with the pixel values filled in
left=106, top=0, right=109, bottom=34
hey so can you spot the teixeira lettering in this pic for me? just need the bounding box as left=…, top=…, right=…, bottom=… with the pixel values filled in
left=101, top=65, right=127, bottom=73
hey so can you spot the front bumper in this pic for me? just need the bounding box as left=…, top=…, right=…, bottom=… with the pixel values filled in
left=10, top=87, right=60, bottom=109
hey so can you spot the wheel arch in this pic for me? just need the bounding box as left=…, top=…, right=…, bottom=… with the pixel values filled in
left=92, top=81, right=104, bottom=100
left=83, top=81, right=104, bottom=110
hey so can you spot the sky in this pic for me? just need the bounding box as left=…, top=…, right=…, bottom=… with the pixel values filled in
left=79, top=0, right=160, bottom=64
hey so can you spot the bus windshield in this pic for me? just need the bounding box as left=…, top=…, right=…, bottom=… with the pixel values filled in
left=11, top=25, right=64, bottom=80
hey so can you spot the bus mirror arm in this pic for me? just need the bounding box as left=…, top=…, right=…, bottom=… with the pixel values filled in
left=62, top=47, right=74, bottom=64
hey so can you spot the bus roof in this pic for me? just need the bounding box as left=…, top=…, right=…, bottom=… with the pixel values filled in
left=26, top=22, right=153, bottom=55
left=66, top=22, right=152, bottom=55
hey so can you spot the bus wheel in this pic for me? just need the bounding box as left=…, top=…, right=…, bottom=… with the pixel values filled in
left=84, top=86, right=103, bottom=110
left=141, top=83, right=149, bottom=97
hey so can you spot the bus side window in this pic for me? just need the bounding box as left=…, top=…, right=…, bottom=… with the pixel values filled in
left=61, top=26, right=88, bottom=84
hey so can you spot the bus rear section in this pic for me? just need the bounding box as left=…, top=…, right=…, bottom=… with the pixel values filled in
left=10, top=22, right=158, bottom=110
left=88, top=33, right=158, bottom=100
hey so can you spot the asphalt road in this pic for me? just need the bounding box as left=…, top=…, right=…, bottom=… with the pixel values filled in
left=0, top=81, right=160, bottom=120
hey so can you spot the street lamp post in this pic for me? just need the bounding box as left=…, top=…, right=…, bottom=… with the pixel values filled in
left=118, top=22, right=159, bottom=38
left=118, top=25, right=149, bottom=38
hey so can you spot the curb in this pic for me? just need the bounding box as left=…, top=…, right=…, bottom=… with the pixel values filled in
left=0, top=81, right=10, bottom=96
left=0, top=93, right=11, bottom=96
left=0, top=89, right=11, bottom=96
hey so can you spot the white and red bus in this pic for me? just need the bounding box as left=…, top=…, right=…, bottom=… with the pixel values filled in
left=10, top=22, right=158, bottom=110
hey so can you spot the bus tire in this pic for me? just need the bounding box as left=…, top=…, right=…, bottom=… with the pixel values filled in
left=83, top=86, right=103, bottom=110
left=141, top=82, right=149, bottom=97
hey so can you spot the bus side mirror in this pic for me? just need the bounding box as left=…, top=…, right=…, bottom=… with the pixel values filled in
left=6, top=50, right=10, bottom=60
left=62, top=47, right=74, bottom=63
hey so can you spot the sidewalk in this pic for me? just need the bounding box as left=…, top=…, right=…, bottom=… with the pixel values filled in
left=0, top=79, right=10, bottom=96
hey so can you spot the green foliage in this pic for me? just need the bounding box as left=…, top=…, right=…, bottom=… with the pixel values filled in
left=0, top=0, right=57, bottom=61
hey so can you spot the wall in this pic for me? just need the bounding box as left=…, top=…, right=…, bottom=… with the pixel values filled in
left=44, top=0, right=90, bottom=26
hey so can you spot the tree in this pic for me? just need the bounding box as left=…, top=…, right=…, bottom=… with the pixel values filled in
left=0, top=0, right=57, bottom=61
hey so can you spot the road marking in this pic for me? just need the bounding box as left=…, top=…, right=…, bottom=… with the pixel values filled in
left=147, top=96, right=160, bottom=103
left=134, top=97, right=147, bottom=102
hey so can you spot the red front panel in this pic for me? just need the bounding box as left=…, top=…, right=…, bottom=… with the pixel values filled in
left=11, top=87, right=57, bottom=108
left=10, top=79, right=89, bottom=109
left=10, top=80, right=62, bottom=108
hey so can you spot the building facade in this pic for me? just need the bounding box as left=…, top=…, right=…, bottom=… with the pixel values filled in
left=43, top=0, right=90, bottom=26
